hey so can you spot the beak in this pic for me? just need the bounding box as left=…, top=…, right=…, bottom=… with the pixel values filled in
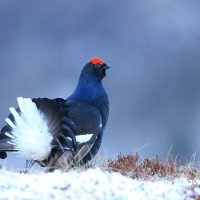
left=104, top=65, right=110, bottom=69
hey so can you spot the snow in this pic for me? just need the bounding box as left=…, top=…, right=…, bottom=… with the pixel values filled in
left=0, top=168, right=198, bottom=200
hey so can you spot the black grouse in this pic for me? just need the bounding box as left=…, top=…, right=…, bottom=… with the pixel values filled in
left=0, top=57, right=109, bottom=171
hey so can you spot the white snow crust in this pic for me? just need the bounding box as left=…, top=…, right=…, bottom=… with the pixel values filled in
left=0, top=168, right=199, bottom=200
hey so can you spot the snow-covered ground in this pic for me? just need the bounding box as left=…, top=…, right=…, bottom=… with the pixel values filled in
left=0, top=168, right=199, bottom=200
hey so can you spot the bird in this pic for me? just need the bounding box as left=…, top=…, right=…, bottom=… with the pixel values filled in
left=0, top=57, right=109, bottom=171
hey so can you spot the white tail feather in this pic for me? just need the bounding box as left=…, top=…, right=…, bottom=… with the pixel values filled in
left=5, top=97, right=53, bottom=161
left=5, top=118, right=16, bottom=129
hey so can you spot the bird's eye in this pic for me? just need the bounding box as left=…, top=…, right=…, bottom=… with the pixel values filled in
left=95, top=64, right=102, bottom=68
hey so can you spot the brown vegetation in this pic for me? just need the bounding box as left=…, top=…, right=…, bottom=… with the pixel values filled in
left=107, top=153, right=199, bottom=180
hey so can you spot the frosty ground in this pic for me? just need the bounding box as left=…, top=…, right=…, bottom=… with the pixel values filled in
left=0, top=167, right=200, bottom=200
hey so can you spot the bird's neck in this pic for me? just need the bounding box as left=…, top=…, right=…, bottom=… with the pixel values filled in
left=69, top=74, right=107, bottom=102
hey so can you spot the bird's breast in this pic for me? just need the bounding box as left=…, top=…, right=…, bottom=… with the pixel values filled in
left=67, top=103, right=102, bottom=135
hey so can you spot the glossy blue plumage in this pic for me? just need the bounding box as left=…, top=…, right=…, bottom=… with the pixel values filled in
left=66, top=62, right=109, bottom=163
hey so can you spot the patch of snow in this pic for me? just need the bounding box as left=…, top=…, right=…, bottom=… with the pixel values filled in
left=0, top=168, right=198, bottom=200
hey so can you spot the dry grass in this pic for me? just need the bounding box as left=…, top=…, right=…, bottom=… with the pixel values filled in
left=106, top=153, right=200, bottom=180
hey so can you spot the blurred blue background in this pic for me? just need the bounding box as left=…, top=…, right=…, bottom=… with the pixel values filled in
left=0, top=0, right=200, bottom=168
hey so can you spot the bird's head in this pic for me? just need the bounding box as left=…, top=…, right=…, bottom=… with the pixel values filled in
left=81, top=57, right=110, bottom=82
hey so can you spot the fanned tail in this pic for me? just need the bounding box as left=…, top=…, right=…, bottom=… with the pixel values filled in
left=4, top=97, right=53, bottom=161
